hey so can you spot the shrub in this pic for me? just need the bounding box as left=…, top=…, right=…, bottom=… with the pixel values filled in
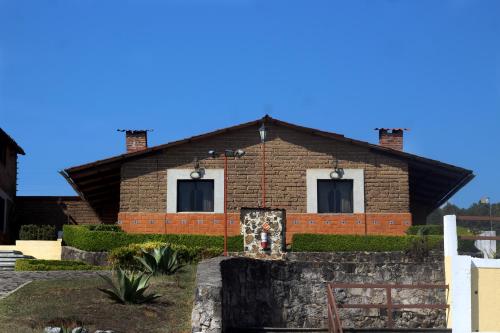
left=15, top=259, right=105, bottom=271
left=19, top=225, right=57, bottom=240
left=109, top=241, right=222, bottom=270
left=98, top=268, right=160, bottom=304
left=406, top=224, right=476, bottom=252
left=406, top=225, right=444, bottom=236
left=291, top=234, right=443, bottom=252
left=83, top=224, right=123, bottom=232
left=63, top=225, right=243, bottom=252
left=136, top=246, right=184, bottom=275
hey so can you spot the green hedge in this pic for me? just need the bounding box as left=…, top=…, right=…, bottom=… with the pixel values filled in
left=82, top=224, right=123, bottom=232
left=19, top=225, right=57, bottom=240
left=291, top=234, right=443, bottom=252
left=109, top=241, right=222, bottom=270
left=406, top=224, right=476, bottom=252
left=15, top=259, right=106, bottom=271
left=63, top=225, right=244, bottom=252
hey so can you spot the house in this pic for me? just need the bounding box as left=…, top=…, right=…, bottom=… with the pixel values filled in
left=0, top=128, right=25, bottom=241
left=61, top=116, right=473, bottom=243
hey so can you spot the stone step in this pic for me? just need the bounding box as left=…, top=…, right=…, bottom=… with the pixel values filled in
left=0, top=254, right=25, bottom=261
left=0, top=257, right=19, bottom=262
left=0, top=250, right=26, bottom=271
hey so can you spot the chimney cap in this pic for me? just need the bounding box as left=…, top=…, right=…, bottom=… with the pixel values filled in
left=374, top=128, right=409, bottom=132
left=117, top=129, right=153, bottom=133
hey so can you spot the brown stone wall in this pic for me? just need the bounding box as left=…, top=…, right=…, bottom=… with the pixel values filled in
left=16, top=196, right=102, bottom=231
left=120, top=123, right=409, bottom=214
left=0, top=145, right=18, bottom=199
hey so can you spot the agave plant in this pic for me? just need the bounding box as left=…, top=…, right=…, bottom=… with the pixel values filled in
left=135, top=246, right=185, bottom=275
left=98, top=268, right=160, bottom=304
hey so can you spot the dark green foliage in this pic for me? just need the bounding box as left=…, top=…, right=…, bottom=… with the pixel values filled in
left=109, top=241, right=221, bottom=270
left=19, top=225, right=57, bottom=240
left=291, top=234, right=443, bottom=252
left=136, top=246, right=184, bottom=275
left=83, top=224, right=123, bottom=232
left=98, top=268, right=160, bottom=304
left=15, top=259, right=105, bottom=271
left=406, top=224, right=476, bottom=252
left=63, top=225, right=243, bottom=252
left=406, top=225, right=445, bottom=235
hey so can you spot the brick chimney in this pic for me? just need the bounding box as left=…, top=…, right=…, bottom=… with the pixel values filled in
left=375, top=128, right=408, bottom=151
left=118, top=130, right=149, bottom=153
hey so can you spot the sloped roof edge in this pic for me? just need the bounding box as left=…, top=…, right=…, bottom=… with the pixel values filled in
left=64, top=115, right=472, bottom=176
left=0, top=128, right=25, bottom=155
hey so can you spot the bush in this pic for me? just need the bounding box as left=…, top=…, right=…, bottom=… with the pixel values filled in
left=15, top=259, right=105, bottom=271
left=406, top=224, right=476, bottom=252
left=63, top=225, right=243, bottom=252
left=109, top=241, right=222, bottom=270
left=19, top=225, right=57, bottom=240
left=406, top=225, right=444, bottom=235
left=291, top=234, right=443, bottom=252
left=83, top=224, right=123, bottom=232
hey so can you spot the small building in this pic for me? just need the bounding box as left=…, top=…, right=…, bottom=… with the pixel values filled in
left=62, top=116, right=473, bottom=242
left=0, top=128, right=25, bottom=240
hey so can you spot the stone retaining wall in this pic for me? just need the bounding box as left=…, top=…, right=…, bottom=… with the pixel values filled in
left=61, top=246, right=109, bottom=266
left=192, top=252, right=446, bottom=332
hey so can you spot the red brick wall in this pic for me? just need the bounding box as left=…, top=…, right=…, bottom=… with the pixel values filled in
left=118, top=212, right=241, bottom=235
left=118, top=212, right=411, bottom=243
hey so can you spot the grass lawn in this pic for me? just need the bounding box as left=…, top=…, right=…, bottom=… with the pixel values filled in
left=0, top=265, right=197, bottom=333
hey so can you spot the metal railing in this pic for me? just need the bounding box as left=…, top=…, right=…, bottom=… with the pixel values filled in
left=326, top=283, right=449, bottom=332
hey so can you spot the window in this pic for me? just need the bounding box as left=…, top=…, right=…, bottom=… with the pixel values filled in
left=0, top=196, right=5, bottom=233
left=177, top=180, right=214, bottom=212
left=317, top=179, right=353, bottom=213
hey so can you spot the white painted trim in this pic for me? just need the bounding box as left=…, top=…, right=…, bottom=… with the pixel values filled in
left=444, top=215, right=458, bottom=257
left=167, top=169, right=224, bottom=213
left=471, top=257, right=500, bottom=269
left=306, top=169, right=365, bottom=213
left=451, top=254, right=473, bottom=333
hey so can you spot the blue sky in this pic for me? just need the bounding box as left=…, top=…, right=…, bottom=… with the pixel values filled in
left=1, top=0, right=499, bottom=207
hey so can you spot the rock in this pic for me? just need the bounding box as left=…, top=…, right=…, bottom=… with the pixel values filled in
left=72, top=327, right=89, bottom=333
left=44, top=328, right=62, bottom=333
left=62, top=246, right=109, bottom=266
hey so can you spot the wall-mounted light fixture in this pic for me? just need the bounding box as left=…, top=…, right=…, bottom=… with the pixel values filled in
left=259, top=124, right=267, bottom=143
left=190, top=158, right=205, bottom=179
left=235, top=149, right=246, bottom=158
left=208, top=149, right=217, bottom=158
left=330, top=168, right=344, bottom=180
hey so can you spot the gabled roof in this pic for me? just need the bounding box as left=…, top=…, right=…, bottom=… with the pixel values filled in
left=0, top=128, right=25, bottom=155
left=61, top=115, right=474, bottom=221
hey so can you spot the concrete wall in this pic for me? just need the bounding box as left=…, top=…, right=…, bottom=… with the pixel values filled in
left=444, top=214, right=500, bottom=333
left=0, top=239, right=62, bottom=260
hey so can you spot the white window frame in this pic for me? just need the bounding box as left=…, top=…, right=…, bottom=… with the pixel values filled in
left=167, top=169, right=224, bottom=213
left=306, top=169, right=365, bottom=214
